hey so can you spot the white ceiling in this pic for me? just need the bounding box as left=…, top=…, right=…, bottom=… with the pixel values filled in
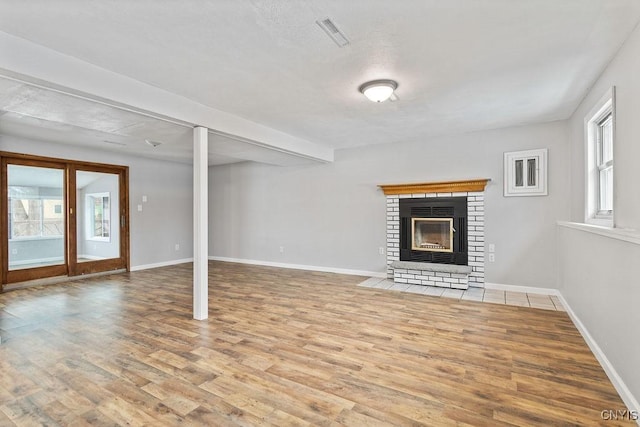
left=0, top=76, right=317, bottom=166
left=1, top=0, right=640, bottom=162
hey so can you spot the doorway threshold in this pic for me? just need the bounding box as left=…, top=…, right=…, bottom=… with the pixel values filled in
left=2, top=269, right=127, bottom=292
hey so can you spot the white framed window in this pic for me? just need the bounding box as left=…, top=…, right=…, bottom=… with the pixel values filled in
left=503, top=148, right=548, bottom=197
left=86, top=192, right=111, bottom=242
left=8, top=187, right=64, bottom=240
left=585, top=87, right=615, bottom=227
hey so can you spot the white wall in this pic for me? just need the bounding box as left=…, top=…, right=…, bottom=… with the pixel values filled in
left=562, top=22, right=640, bottom=409
left=210, top=120, right=571, bottom=287
left=0, top=135, right=194, bottom=269
left=569, top=24, right=640, bottom=228
left=9, top=237, right=64, bottom=265
left=558, top=226, right=640, bottom=409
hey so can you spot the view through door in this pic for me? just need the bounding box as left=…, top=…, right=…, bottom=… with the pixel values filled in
left=69, top=167, right=128, bottom=276
left=1, top=153, right=129, bottom=288
left=4, top=162, right=68, bottom=284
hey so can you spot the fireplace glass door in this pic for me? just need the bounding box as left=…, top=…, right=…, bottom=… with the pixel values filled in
left=411, top=218, right=454, bottom=253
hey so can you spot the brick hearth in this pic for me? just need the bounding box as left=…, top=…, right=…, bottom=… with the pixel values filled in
left=379, top=179, right=490, bottom=289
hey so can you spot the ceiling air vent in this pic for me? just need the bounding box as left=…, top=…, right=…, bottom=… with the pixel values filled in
left=316, top=17, right=350, bottom=47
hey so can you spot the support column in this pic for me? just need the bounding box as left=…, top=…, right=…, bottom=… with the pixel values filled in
left=193, top=126, right=208, bottom=320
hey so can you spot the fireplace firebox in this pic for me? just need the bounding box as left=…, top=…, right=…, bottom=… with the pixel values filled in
left=400, top=197, right=467, bottom=265
left=411, top=218, right=453, bottom=252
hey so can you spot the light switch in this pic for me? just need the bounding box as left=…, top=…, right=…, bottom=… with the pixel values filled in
left=142, top=195, right=148, bottom=203
left=137, top=204, right=143, bottom=212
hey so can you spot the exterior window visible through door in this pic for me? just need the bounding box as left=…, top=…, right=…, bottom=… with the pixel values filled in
left=6, top=164, right=66, bottom=272
left=10, top=194, right=64, bottom=239
left=86, top=193, right=110, bottom=241
left=1, top=152, right=129, bottom=287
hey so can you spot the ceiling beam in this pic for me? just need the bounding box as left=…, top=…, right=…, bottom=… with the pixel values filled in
left=0, top=31, right=334, bottom=163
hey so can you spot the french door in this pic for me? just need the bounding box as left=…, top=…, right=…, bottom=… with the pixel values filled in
left=1, top=153, right=129, bottom=289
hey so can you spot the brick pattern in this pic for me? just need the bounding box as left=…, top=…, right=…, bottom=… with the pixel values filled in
left=386, top=191, right=485, bottom=288
left=393, top=268, right=469, bottom=290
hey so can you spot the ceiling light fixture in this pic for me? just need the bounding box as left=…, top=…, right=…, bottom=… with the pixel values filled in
left=358, top=79, right=398, bottom=103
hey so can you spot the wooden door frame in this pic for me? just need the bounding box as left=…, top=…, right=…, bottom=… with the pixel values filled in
left=0, top=151, right=130, bottom=289
left=1, top=156, right=69, bottom=286
left=69, top=163, right=130, bottom=276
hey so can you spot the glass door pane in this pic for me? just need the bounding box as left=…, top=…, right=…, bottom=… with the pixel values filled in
left=7, top=165, right=65, bottom=270
left=2, top=156, right=128, bottom=287
left=76, top=171, right=120, bottom=263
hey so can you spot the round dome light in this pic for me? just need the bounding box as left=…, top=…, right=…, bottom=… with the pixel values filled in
left=358, top=79, right=398, bottom=103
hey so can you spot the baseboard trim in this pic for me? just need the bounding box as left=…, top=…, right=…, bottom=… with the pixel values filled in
left=130, top=258, right=193, bottom=272
left=484, top=282, right=560, bottom=296
left=557, top=293, right=640, bottom=419
left=209, top=256, right=386, bottom=278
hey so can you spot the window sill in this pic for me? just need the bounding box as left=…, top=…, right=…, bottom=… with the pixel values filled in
left=9, top=236, right=64, bottom=242
left=557, top=221, right=640, bottom=246
left=586, top=216, right=613, bottom=228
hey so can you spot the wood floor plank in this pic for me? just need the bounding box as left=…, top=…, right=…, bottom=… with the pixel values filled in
left=0, top=261, right=633, bottom=425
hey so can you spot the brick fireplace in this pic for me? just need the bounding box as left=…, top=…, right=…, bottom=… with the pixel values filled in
left=379, top=179, right=490, bottom=289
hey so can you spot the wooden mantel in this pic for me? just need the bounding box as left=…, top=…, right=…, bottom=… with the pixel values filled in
left=378, top=178, right=491, bottom=195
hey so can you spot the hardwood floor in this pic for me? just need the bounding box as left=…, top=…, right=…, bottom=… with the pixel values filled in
left=0, top=262, right=631, bottom=426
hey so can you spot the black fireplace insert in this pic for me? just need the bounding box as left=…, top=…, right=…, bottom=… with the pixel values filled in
left=399, top=196, right=467, bottom=265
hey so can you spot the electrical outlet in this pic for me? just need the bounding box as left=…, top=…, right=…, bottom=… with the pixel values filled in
left=489, top=253, right=495, bottom=262
left=488, top=243, right=495, bottom=253
left=142, top=195, right=148, bottom=203
left=279, top=246, right=284, bottom=253
left=137, top=204, right=143, bottom=212
left=378, top=247, right=385, bottom=255
left=175, top=244, right=180, bottom=251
